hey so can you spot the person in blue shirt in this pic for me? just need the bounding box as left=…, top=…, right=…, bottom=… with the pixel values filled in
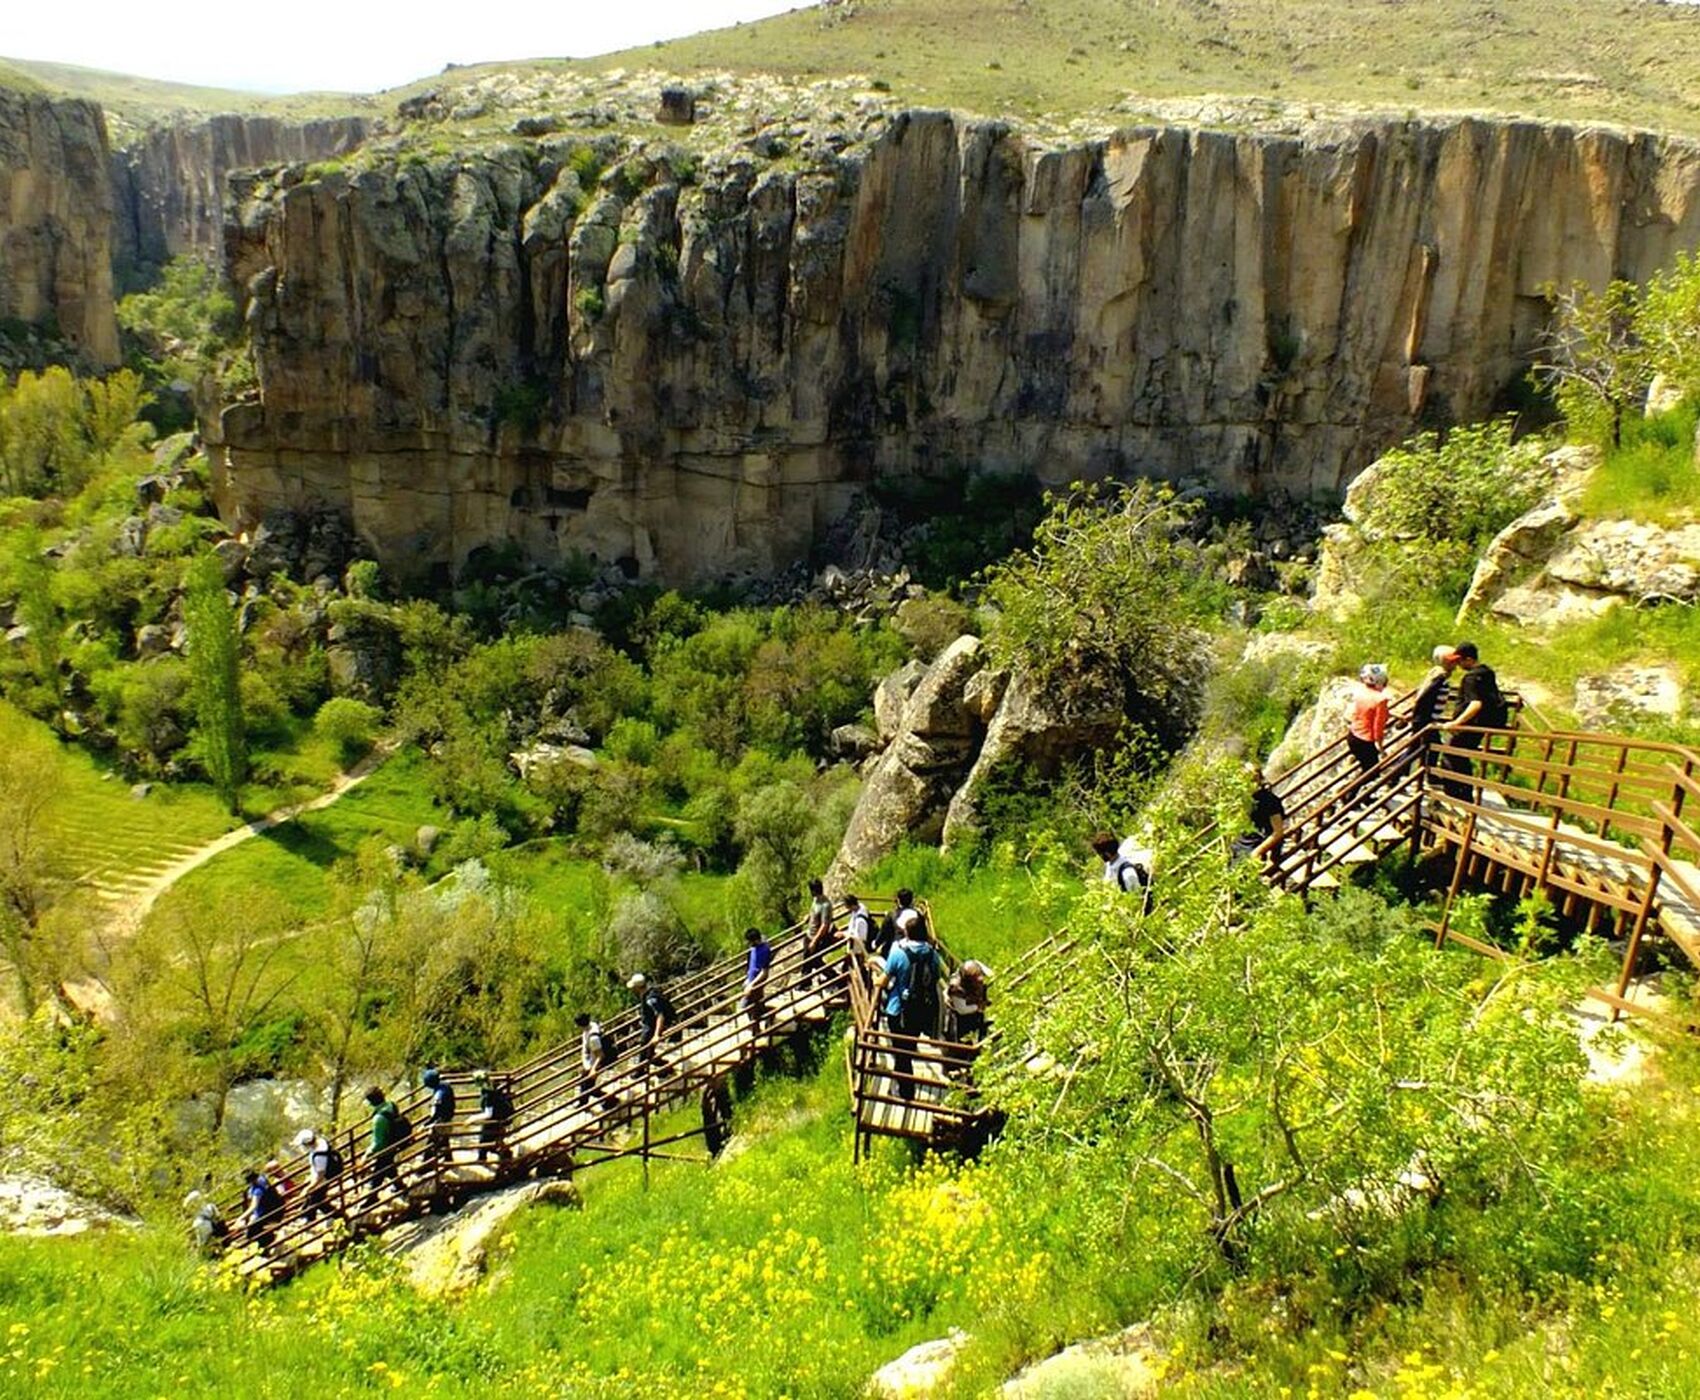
left=877, top=908, right=940, bottom=1099
left=742, top=926, right=773, bottom=1039
left=242, top=1167, right=284, bottom=1252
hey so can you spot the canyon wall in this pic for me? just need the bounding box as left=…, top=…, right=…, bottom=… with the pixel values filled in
left=217, top=113, right=1700, bottom=584
left=111, top=114, right=371, bottom=281
left=0, top=88, right=119, bottom=364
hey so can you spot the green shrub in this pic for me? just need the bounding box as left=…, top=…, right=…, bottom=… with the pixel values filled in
left=314, top=696, right=382, bottom=765
left=1358, top=418, right=1544, bottom=547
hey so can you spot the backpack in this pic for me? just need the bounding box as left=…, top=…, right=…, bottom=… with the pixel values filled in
left=253, top=1179, right=284, bottom=1217
left=1111, top=837, right=1152, bottom=894
left=901, top=942, right=940, bottom=1012
left=319, top=1144, right=344, bottom=1179
left=389, top=1106, right=414, bottom=1144
left=486, top=1083, right=514, bottom=1119
left=1475, top=666, right=1509, bottom=729
left=431, top=1082, right=456, bottom=1124
left=598, top=1025, right=620, bottom=1062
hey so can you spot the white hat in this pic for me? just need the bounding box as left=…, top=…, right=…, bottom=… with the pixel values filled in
left=627, top=972, right=649, bottom=990
left=293, top=1129, right=316, bottom=1150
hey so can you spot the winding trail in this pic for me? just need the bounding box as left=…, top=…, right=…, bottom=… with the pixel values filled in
left=104, top=746, right=392, bottom=934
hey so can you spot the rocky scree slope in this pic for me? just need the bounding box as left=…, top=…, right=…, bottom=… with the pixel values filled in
left=219, top=108, right=1700, bottom=586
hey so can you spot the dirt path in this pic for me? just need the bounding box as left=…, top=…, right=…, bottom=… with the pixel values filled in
left=106, top=746, right=392, bottom=933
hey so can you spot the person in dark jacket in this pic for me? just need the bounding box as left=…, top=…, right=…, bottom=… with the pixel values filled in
left=420, top=1066, right=456, bottom=1193
left=1440, top=642, right=1508, bottom=798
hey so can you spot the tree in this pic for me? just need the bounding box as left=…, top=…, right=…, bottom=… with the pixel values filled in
left=183, top=552, right=246, bottom=811
left=735, top=781, right=816, bottom=924
left=1535, top=278, right=1652, bottom=447
left=985, top=863, right=1588, bottom=1271
left=979, top=480, right=1213, bottom=749
left=0, top=742, right=70, bottom=1014
left=1637, top=250, right=1700, bottom=400
left=78, top=369, right=152, bottom=472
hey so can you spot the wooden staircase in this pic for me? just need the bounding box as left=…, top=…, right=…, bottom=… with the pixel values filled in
left=218, top=904, right=903, bottom=1282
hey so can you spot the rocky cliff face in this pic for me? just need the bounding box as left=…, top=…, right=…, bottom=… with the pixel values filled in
left=111, top=115, right=371, bottom=282
left=220, top=112, right=1700, bottom=586
left=0, top=88, right=119, bottom=365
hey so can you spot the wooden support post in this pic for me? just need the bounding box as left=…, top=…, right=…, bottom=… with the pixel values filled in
left=1436, top=809, right=1478, bottom=948
left=1603, top=743, right=1630, bottom=846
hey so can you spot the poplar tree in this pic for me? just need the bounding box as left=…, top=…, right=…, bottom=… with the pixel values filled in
left=183, top=553, right=246, bottom=812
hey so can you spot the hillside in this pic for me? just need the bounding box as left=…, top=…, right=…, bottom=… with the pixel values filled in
left=12, top=0, right=1700, bottom=136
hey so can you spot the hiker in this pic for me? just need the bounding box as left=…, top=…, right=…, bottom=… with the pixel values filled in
left=421, top=1067, right=457, bottom=1186
left=878, top=908, right=941, bottom=1099
left=242, top=1167, right=284, bottom=1252
left=1347, top=663, right=1390, bottom=800
left=575, top=1012, right=620, bottom=1112
left=742, top=926, right=773, bottom=1039
left=874, top=888, right=916, bottom=959
left=944, top=959, right=991, bottom=1044
left=185, top=1190, right=228, bottom=1255
left=361, top=1085, right=408, bottom=1210
left=1091, top=832, right=1152, bottom=901
left=473, top=1070, right=514, bottom=1165
left=629, top=973, right=677, bottom=1072
left=801, top=877, right=836, bottom=986
left=264, top=1157, right=297, bottom=1198
left=1233, top=763, right=1287, bottom=865
left=292, top=1128, right=344, bottom=1222
left=1411, top=644, right=1458, bottom=735
left=841, top=892, right=874, bottom=962
left=1439, top=641, right=1509, bottom=798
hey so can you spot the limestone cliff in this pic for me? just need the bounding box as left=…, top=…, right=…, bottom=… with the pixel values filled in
left=220, top=112, right=1700, bottom=586
left=0, top=88, right=118, bottom=364
left=110, top=115, right=371, bottom=282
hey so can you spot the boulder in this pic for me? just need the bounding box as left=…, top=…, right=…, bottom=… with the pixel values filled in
left=1647, top=372, right=1686, bottom=417
left=828, top=637, right=985, bottom=880
left=113, top=516, right=147, bottom=558
left=1457, top=498, right=1580, bottom=621
left=1574, top=665, right=1684, bottom=728
left=212, top=537, right=250, bottom=583
left=942, top=666, right=1124, bottom=851
left=1546, top=520, right=1700, bottom=604
left=962, top=667, right=1009, bottom=724
left=869, top=1331, right=970, bottom=1400
left=831, top=722, right=882, bottom=760
left=134, top=623, right=172, bottom=658
left=874, top=659, right=928, bottom=739
left=415, top=824, right=443, bottom=856
left=396, top=1179, right=581, bottom=1296
left=1267, top=675, right=1359, bottom=777
left=1001, top=1325, right=1160, bottom=1397
left=656, top=88, right=697, bottom=125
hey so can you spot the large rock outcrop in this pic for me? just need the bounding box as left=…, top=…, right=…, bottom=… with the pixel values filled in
left=0, top=88, right=119, bottom=364
left=218, top=112, right=1700, bottom=586
left=111, top=115, right=371, bottom=281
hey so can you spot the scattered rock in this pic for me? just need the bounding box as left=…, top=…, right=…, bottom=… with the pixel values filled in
left=130, top=782, right=153, bottom=800
left=113, top=515, right=147, bottom=558
left=134, top=623, right=172, bottom=658
left=416, top=824, right=443, bottom=856
left=212, top=537, right=250, bottom=583
left=1457, top=498, right=1580, bottom=621
left=1573, top=665, right=1683, bottom=728
left=0, top=1175, right=134, bottom=1237
left=1647, top=372, right=1686, bottom=417
left=869, top=1330, right=970, bottom=1399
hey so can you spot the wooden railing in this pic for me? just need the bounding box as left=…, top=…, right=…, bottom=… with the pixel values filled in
left=218, top=900, right=906, bottom=1280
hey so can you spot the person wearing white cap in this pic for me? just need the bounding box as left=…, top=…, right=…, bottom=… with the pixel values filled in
left=630, top=972, right=677, bottom=1071
left=293, top=1128, right=342, bottom=1221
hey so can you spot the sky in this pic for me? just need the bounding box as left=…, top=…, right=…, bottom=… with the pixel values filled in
left=4, top=0, right=803, bottom=94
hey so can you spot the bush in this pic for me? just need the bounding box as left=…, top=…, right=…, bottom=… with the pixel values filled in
left=315, top=696, right=383, bottom=765
left=605, top=889, right=701, bottom=978
left=1357, top=418, right=1544, bottom=548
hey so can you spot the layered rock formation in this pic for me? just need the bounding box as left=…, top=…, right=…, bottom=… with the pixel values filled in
left=0, top=88, right=119, bottom=364
left=219, top=112, right=1700, bottom=585
left=111, top=115, right=371, bottom=281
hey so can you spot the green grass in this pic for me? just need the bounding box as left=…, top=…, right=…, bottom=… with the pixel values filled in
left=407, top=0, right=1700, bottom=135
left=144, top=748, right=446, bottom=924
left=0, top=55, right=372, bottom=125
left=20, top=0, right=1700, bottom=140
left=0, top=701, right=237, bottom=896
left=1580, top=401, right=1700, bottom=526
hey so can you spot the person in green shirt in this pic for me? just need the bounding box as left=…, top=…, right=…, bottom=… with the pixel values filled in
left=361, top=1085, right=406, bottom=1210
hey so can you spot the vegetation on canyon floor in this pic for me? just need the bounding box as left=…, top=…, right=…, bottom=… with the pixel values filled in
left=6, top=76, right=1700, bottom=1400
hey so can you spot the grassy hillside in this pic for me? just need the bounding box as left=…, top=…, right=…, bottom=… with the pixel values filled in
left=14, top=1, right=1700, bottom=136
left=0, top=56, right=373, bottom=126
left=436, top=0, right=1700, bottom=134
